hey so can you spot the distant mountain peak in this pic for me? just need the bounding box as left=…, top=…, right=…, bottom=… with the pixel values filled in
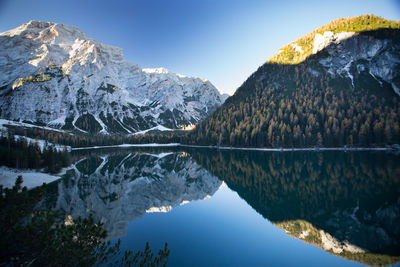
left=2, top=20, right=86, bottom=41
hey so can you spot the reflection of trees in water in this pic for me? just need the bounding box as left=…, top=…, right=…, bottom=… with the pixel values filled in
left=190, top=149, right=400, bottom=264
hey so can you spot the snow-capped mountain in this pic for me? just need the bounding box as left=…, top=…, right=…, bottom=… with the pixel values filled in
left=0, top=21, right=227, bottom=134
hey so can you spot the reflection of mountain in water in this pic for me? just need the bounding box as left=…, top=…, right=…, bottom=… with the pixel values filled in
left=46, top=149, right=221, bottom=239
left=190, top=149, right=400, bottom=265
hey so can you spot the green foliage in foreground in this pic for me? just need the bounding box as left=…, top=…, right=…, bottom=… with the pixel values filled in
left=0, top=177, right=170, bottom=266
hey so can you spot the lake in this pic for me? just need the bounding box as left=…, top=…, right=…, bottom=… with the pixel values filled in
left=42, top=147, right=400, bottom=266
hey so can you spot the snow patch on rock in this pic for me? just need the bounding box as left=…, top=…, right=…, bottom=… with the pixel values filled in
left=142, top=68, right=169, bottom=74
left=0, top=119, right=68, bottom=133
left=344, top=60, right=354, bottom=87
left=146, top=205, right=173, bottom=213
left=313, top=31, right=355, bottom=54
left=133, top=125, right=173, bottom=135
left=48, top=115, right=66, bottom=127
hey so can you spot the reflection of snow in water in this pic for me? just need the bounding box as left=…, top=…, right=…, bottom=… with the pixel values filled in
left=52, top=151, right=222, bottom=239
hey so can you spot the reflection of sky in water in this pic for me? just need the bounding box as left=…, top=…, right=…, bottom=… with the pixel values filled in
left=61, top=148, right=399, bottom=266
left=120, top=184, right=362, bottom=267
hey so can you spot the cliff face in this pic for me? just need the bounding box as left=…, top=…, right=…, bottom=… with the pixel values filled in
left=266, top=15, right=400, bottom=97
left=311, top=30, right=400, bottom=93
left=0, top=21, right=226, bottom=134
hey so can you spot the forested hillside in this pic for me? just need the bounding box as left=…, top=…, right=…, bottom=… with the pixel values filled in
left=187, top=15, right=400, bottom=148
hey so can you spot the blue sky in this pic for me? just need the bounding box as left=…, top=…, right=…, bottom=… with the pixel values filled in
left=0, top=0, right=399, bottom=95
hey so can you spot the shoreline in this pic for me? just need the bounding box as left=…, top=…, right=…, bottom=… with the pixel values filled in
left=71, top=143, right=398, bottom=152
left=179, top=144, right=396, bottom=152
left=71, top=143, right=180, bottom=150
left=0, top=166, right=72, bottom=189
left=2, top=143, right=397, bottom=189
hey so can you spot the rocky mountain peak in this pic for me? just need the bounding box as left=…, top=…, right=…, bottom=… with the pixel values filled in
left=2, top=20, right=88, bottom=47
left=0, top=21, right=226, bottom=134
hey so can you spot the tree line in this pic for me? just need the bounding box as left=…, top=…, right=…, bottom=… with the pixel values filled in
left=6, top=125, right=183, bottom=148
left=0, top=132, right=70, bottom=173
left=187, top=54, right=400, bottom=147
left=5, top=53, right=400, bottom=151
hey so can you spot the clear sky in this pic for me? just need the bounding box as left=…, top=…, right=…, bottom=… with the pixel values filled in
left=0, top=0, right=399, bottom=95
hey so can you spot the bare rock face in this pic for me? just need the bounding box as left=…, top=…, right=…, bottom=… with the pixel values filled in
left=0, top=21, right=226, bottom=134
left=314, top=30, right=400, bottom=93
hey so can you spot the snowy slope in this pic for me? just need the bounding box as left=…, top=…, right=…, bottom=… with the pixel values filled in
left=0, top=21, right=226, bottom=134
left=0, top=166, right=62, bottom=189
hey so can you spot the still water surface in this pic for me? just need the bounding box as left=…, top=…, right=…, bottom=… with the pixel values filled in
left=44, top=148, right=400, bottom=266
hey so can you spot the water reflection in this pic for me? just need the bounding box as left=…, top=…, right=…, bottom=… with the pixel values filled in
left=45, top=148, right=221, bottom=239
left=43, top=148, right=400, bottom=265
left=189, top=149, right=400, bottom=265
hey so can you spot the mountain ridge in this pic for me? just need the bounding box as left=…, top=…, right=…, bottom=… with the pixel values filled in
left=0, top=20, right=226, bottom=134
